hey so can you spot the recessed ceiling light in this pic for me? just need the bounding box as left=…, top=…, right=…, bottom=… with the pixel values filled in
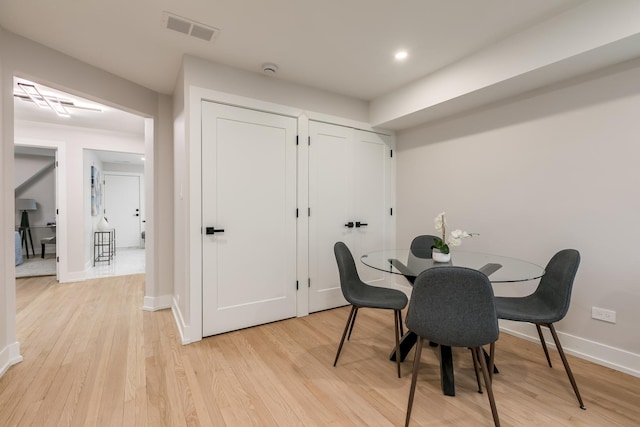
left=395, top=50, right=408, bottom=61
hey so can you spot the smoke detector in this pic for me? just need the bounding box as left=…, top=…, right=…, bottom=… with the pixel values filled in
left=262, top=63, right=278, bottom=76
left=162, top=11, right=219, bottom=42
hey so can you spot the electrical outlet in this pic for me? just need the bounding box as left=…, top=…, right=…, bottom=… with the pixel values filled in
left=592, top=307, right=616, bottom=324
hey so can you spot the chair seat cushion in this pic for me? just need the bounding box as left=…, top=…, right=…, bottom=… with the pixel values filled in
left=348, top=281, right=408, bottom=310
left=494, top=295, right=560, bottom=324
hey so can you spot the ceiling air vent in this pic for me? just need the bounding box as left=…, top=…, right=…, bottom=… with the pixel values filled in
left=162, top=12, right=219, bottom=42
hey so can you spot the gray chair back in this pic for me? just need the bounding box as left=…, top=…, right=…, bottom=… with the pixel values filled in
left=409, top=235, right=438, bottom=259
left=334, top=241, right=365, bottom=304
left=531, top=249, right=580, bottom=323
left=406, top=267, right=498, bottom=348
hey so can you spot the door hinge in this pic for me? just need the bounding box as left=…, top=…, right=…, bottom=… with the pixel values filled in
left=390, top=149, right=393, bottom=158
left=55, top=161, right=58, bottom=167
left=308, top=207, right=311, bottom=217
left=308, top=136, right=311, bottom=146
left=296, top=280, right=299, bottom=290
left=308, top=278, right=311, bottom=288
left=296, top=208, right=299, bottom=218
left=56, top=256, right=59, bottom=262
left=296, top=135, right=299, bottom=146
left=390, top=207, right=393, bottom=216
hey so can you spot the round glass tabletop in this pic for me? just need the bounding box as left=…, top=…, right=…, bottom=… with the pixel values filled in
left=361, top=249, right=545, bottom=283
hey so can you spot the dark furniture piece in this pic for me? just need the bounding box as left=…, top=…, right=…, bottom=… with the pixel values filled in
left=494, top=249, right=585, bottom=409
left=94, top=230, right=116, bottom=266
left=41, top=236, right=56, bottom=258
left=333, top=242, right=408, bottom=378
left=405, top=267, right=500, bottom=427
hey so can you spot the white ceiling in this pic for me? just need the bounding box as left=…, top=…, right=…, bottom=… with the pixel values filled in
left=13, top=78, right=145, bottom=135
left=0, top=0, right=587, bottom=100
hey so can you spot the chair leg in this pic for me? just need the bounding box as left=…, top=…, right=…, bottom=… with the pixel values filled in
left=548, top=324, right=586, bottom=410
left=334, top=306, right=357, bottom=367
left=488, top=342, right=495, bottom=382
left=536, top=323, right=553, bottom=367
left=347, top=307, right=359, bottom=340
left=405, top=336, right=424, bottom=427
left=476, top=347, right=500, bottom=427
left=471, top=348, right=483, bottom=393
left=398, top=310, right=404, bottom=337
left=394, top=310, right=402, bottom=378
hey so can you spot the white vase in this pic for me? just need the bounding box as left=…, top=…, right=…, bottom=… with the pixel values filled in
left=97, top=217, right=110, bottom=231
left=432, top=249, right=451, bottom=263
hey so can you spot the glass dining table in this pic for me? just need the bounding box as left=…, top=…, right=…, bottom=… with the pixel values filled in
left=361, top=249, right=545, bottom=396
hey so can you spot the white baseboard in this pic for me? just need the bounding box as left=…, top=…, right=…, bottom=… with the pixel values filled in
left=500, top=321, right=640, bottom=378
left=171, top=298, right=201, bottom=345
left=142, top=294, right=172, bottom=311
left=60, top=269, right=88, bottom=283
left=0, top=342, right=23, bottom=378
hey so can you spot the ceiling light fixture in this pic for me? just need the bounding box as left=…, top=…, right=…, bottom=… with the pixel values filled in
left=17, top=82, right=70, bottom=117
left=394, top=50, right=408, bottom=61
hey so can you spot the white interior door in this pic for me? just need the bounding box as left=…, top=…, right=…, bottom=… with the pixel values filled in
left=308, top=122, right=352, bottom=312
left=202, top=101, right=297, bottom=337
left=352, top=130, right=390, bottom=285
left=308, top=122, right=391, bottom=313
left=104, top=174, right=141, bottom=248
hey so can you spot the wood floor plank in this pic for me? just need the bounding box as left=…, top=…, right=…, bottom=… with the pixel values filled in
left=1, top=274, right=639, bottom=426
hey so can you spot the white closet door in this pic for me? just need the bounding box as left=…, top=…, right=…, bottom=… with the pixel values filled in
left=308, top=122, right=352, bottom=313
left=352, top=130, right=389, bottom=286
left=201, top=101, right=297, bottom=337
left=308, top=122, right=391, bottom=313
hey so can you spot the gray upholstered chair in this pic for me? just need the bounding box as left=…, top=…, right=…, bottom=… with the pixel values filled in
left=409, top=234, right=438, bottom=259
left=494, top=249, right=585, bottom=409
left=333, top=242, right=408, bottom=378
left=405, top=267, right=500, bottom=427
left=405, top=235, right=439, bottom=284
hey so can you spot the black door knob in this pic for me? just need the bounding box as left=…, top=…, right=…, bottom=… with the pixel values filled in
left=355, top=221, right=368, bottom=228
left=206, top=227, right=225, bottom=235
left=344, top=222, right=354, bottom=228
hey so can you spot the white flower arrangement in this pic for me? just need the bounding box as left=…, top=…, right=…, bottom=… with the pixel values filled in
left=433, top=212, right=478, bottom=254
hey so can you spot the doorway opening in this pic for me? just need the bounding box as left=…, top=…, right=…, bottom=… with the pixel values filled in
left=85, top=149, right=146, bottom=279
left=12, top=77, right=148, bottom=282
left=14, top=145, right=59, bottom=280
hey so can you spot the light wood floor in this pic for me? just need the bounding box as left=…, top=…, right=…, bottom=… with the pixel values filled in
left=1, top=274, right=639, bottom=426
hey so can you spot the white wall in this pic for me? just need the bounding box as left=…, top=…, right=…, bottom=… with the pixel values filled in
left=396, top=58, right=640, bottom=376
left=0, top=28, right=23, bottom=377
left=1, top=28, right=174, bottom=376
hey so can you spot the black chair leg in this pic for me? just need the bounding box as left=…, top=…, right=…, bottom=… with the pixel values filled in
left=347, top=307, right=359, bottom=340
left=334, top=306, right=357, bottom=367
left=471, top=348, right=483, bottom=393
left=476, top=347, right=500, bottom=427
left=488, top=342, right=495, bottom=382
left=548, top=324, right=586, bottom=409
left=394, top=310, right=402, bottom=378
left=536, top=323, right=553, bottom=367
left=405, top=336, right=424, bottom=427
